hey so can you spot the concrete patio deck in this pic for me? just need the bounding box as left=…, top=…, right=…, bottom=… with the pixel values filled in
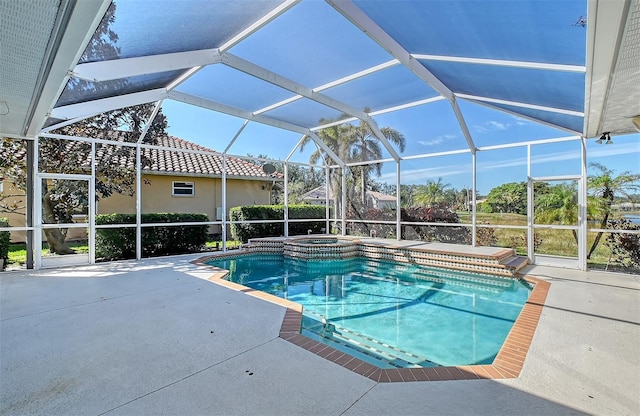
left=1, top=254, right=638, bottom=415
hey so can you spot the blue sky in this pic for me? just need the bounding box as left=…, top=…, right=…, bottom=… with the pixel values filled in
left=130, top=0, right=639, bottom=196
left=162, top=99, right=639, bottom=196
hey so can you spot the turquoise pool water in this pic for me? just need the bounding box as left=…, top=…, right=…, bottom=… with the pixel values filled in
left=207, top=254, right=532, bottom=368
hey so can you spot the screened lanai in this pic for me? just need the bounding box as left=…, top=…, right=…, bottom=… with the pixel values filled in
left=1, top=0, right=639, bottom=271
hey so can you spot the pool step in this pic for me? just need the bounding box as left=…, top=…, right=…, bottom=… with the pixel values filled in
left=356, top=261, right=519, bottom=293
left=502, top=255, right=529, bottom=273
left=303, top=313, right=438, bottom=369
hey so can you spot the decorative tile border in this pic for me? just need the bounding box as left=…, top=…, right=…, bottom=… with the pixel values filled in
left=241, top=236, right=528, bottom=276
left=193, top=252, right=550, bottom=383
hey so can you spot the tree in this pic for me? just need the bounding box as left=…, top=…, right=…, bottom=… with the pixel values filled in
left=484, top=182, right=527, bottom=214
left=414, top=178, right=451, bottom=206
left=346, top=117, right=405, bottom=204
left=245, top=154, right=324, bottom=204
left=1, top=106, right=168, bottom=254
left=587, top=163, right=640, bottom=259
left=0, top=0, right=171, bottom=255
left=301, top=115, right=404, bottom=220
left=534, top=182, right=579, bottom=242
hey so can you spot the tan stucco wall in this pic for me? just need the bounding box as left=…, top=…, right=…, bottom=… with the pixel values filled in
left=100, top=174, right=271, bottom=220
left=4, top=174, right=272, bottom=242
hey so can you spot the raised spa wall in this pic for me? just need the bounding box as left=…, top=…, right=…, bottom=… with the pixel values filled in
left=240, top=235, right=529, bottom=277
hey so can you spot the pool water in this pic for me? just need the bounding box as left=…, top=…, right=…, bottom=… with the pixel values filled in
left=207, top=254, right=532, bottom=368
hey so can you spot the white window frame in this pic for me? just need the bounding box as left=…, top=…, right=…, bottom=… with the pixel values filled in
left=172, top=181, right=195, bottom=197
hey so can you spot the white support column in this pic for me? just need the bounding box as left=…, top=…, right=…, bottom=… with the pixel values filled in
left=89, top=141, right=96, bottom=264
left=396, top=160, right=401, bottom=241
left=221, top=155, right=227, bottom=250
left=33, top=137, right=42, bottom=269
left=325, top=166, right=330, bottom=234
left=135, top=143, right=142, bottom=260
left=341, top=168, right=347, bottom=236
left=284, top=163, right=289, bottom=237
left=526, top=145, right=534, bottom=263
left=471, top=152, right=477, bottom=246
left=579, top=137, right=588, bottom=270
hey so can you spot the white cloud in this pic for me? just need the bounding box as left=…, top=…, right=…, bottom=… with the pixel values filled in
left=417, top=138, right=444, bottom=146
left=376, top=140, right=639, bottom=185
left=417, top=134, right=456, bottom=147
left=379, top=164, right=470, bottom=183
left=474, top=116, right=531, bottom=133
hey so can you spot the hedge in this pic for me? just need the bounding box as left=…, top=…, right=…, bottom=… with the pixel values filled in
left=229, top=204, right=327, bottom=242
left=96, top=213, right=209, bottom=260
left=0, top=218, right=9, bottom=270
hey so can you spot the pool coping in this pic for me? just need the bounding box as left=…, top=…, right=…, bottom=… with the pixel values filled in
left=192, top=254, right=550, bottom=383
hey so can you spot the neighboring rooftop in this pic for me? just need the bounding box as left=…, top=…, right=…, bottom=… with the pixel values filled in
left=302, top=186, right=396, bottom=202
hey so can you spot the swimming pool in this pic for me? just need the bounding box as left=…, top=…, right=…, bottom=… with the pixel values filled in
left=206, top=253, right=532, bottom=369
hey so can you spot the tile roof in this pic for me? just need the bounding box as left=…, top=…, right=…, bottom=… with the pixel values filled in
left=36, top=133, right=282, bottom=180
left=301, top=186, right=396, bottom=201
left=367, top=190, right=396, bottom=202
left=140, top=136, right=280, bottom=179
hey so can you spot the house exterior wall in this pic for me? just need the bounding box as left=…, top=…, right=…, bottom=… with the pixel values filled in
left=3, top=174, right=272, bottom=242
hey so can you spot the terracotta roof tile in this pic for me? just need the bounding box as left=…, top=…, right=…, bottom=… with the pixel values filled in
left=26, top=133, right=282, bottom=180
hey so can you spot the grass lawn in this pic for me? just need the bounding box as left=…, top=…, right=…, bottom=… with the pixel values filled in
left=7, top=239, right=242, bottom=266
left=5, top=214, right=636, bottom=273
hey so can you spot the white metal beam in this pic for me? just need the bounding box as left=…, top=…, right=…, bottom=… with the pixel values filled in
left=72, top=49, right=222, bottom=82
left=253, top=59, right=399, bottom=116
left=168, top=90, right=345, bottom=166
left=221, top=51, right=400, bottom=161
left=458, top=95, right=583, bottom=135
left=224, top=119, right=250, bottom=154
left=50, top=88, right=168, bottom=120
left=26, top=0, right=112, bottom=137
left=286, top=135, right=308, bottom=162
left=313, top=59, right=400, bottom=92
left=137, top=100, right=164, bottom=143
left=326, top=0, right=463, bottom=156
left=327, top=0, right=453, bottom=101
left=219, top=0, right=301, bottom=52
left=222, top=52, right=369, bottom=119
left=412, top=54, right=586, bottom=73
left=309, top=96, right=446, bottom=131
left=450, top=96, right=476, bottom=152
left=169, top=90, right=308, bottom=134
left=368, top=96, right=445, bottom=116
left=307, top=131, right=346, bottom=168
left=456, top=93, right=585, bottom=117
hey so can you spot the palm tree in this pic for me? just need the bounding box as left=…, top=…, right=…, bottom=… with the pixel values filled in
left=534, top=182, right=579, bottom=242
left=300, top=122, right=351, bottom=216
left=414, top=178, right=451, bottom=206
left=346, top=119, right=405, bottom=204
left=301, top=114, right=405, bottom=216
left=587, top=163, right=640, bottom=259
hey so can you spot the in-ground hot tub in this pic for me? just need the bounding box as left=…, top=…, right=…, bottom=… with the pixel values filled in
left=283, top=236, right=359, bottom=259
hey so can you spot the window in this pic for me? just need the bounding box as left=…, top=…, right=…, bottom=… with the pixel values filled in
left=172, top=181, right=194, bottom=196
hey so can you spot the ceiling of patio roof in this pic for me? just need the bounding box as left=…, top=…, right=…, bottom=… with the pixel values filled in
left=1, top=0, right=639, bottom=156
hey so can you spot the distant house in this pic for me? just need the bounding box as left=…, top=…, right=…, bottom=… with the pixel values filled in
left=1, top=135, right=282, bottom=241
left=301, top=186, right=396, bottom=210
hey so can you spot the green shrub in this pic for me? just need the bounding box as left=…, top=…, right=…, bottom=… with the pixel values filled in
left=0, top=218, right=9, bottom=269
left=96, top=213, right=209, bottom=260
left=229, top=205, right=327, bottom=242
left=606, top=219, right=640, bottom=270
